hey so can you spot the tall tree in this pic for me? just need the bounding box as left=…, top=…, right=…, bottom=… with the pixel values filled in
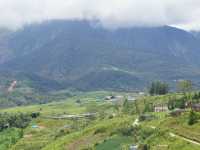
left=177, top=80, right=193, bottom=93
left=149, top=81, right=169, bottom=95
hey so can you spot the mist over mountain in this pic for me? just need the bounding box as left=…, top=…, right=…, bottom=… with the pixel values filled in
left=0, top=20, right=200, bottom=91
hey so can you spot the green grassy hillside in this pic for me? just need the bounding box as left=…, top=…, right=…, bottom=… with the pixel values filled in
left=0, top=91, right=200, bottom=150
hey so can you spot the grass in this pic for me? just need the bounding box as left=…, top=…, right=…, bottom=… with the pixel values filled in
left=95, top=135, right=133, bottom=150
left=145, top=129, right=200, bottom=150
left=1, top=91, right=132, bottom=150
left=160, top=112, right=200, bottom=143
left=0, top=128, right=22, bottom=150
left=139, top=109, right=200, bottom=150
left=42, top=115, right=134, bottom=150
left=1, top=91, right=200, bottom=150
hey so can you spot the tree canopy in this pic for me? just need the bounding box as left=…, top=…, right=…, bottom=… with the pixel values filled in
left=149, top=81, right=169, bottom=95
left=177, top=80, right=193, bottom=93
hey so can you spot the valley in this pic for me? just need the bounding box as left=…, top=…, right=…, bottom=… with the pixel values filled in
left=0, top=90, right=200, bottom=150
left=0, top=19, right=200, bottom=150
left=1, top=1, right=200, bottom=150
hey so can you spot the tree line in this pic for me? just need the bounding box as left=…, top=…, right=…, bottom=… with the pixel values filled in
left=148, top=80, right=193, bottom=95
left=0, top=112, right=40, bottom=131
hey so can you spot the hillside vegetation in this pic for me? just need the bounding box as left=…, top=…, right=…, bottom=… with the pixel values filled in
left=0, top=90, right=200, bottom=150
left=1, top=21, right=200, bottom=90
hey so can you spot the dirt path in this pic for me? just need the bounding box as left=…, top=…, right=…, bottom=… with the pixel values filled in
left=132, top=116, right=200, bottom=146
left=132, top=118, right=139, bottom=126
left=169, top=132, right=200, bottom=146
left=148, top=125, right=200, bottom=146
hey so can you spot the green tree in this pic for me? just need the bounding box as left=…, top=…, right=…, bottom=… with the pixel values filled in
left=122, top=98, right=129, bottom=113
left=177, top=80, right=193, bottom=93
left=144, top=103, right=153, bottom=112
left=149, top=81, right=169, bottom=95
left=168, top=98, right=175, bottom=110
left=134, top=100, right=140, bottom=115
left=188, top=110, right=198, bottom=125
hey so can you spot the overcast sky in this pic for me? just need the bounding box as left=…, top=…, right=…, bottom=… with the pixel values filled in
left=0, top=0, right=200, bottom=30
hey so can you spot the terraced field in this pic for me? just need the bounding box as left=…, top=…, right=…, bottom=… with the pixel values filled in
left=0, top=91, right=200, bottom=150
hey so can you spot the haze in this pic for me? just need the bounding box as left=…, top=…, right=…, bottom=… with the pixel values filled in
left=0, top=0, right=200, bottom=30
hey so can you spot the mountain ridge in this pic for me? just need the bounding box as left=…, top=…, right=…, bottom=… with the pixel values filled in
left=0, top=20, right=200, bottom=91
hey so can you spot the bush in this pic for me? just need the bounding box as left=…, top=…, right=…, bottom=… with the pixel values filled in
left=94, top=127, right=106, bottom=135
left=117, top=126, right=134, bottom=136
left=31, top=112, right=40, bottom=118
left=139, top=144, right=149, bottom=150
left=139, top=114, right=155, bottom=122
left=188, top=110, right=198, bottom=125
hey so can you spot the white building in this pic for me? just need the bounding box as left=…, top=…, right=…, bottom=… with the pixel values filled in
left=154, top=105, right=169, bottom=112
left=130, top=145, right=138, bottom=150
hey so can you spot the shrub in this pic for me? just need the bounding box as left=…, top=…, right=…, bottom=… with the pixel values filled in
left=31, top=112, right=40, bottom=118
left=117, top=126, right=134, bottom=136
left=94, top=127, right=106, bottom=135
left=188, top=110, right=198, bottom=125
left=139, top=144, right=149, bottom=150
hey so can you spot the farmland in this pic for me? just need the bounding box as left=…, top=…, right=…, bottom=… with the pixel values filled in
left=0, top=91, right=200, bottom=150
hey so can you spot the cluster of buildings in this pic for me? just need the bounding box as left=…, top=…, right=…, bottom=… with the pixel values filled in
left=104, top=94, right=200, bottom=118
left=154, top=102, right=200, bottom=113
left=46, top=113, right=97, bottom=120
left=105, top=95, right=136, bottom=101
left=153, top=101, right=200, bottom=118
left=154, top=104, right=168, bottom=112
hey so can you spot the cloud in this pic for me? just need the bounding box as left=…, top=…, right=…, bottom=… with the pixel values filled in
left=0, top=0, right=200, bottom=30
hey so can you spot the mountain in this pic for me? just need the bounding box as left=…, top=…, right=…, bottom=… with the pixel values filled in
left=192, top=31, right=200, bottom=41
left=0, top=20, right=200, bottom=91
left=0, top=29, right=13, bottom=64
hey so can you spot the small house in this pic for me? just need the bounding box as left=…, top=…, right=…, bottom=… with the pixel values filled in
left=127, top=96, right=136, bottom=101
left=130, top=145, right=138, bottom=150
left=105, top=95, right=116, bottom=100
left=185, top=101, right=192, bottom=108
left=170, top=109, right=185, bottom=117
left=154, top=104, right=168, bottom=112
left=105, top=96, right=112, bottom=100
left=139, top=92, right=145, bottom=95
left=105, top=95, right=124, bottom=105
left=192, top=104, right=200, bottom=112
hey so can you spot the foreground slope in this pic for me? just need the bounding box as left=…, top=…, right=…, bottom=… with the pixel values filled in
left=0, top=92, right=200, bottom=150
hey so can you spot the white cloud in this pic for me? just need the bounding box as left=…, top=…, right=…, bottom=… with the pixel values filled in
left=0, top=0, right=200, bottom=30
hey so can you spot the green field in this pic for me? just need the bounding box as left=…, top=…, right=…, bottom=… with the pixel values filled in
left=96, top=135, right=133, bottom=150
left=0, top=91, right=200, bottom=150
